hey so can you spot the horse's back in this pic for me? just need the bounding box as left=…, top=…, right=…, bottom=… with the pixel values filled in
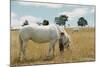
left=19, top=25, right=59, bottom=43
left=32, top=25, right=59, bottom=42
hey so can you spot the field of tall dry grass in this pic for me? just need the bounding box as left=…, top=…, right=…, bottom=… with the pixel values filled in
left=10, top=28, right=95, bottom=66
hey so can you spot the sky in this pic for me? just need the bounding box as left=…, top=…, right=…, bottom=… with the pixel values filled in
left=11, top=1, right=95, bottom=28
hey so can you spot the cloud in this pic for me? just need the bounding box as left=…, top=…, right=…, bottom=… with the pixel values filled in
left=11, top=19, right=20, bottom=28
left=58, top=8, right=88, bottom=20
left=20, top=16, right=42, bottom=25
left=11, top=12, right=20, bottom=28
left=18, top=1, right=63, bottom=8
left=11, top=12, right=17, bottom=18
left=11, top=15, right=42, bottom=28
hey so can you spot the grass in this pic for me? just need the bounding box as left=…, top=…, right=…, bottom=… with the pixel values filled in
left=10, top=28, right=95, bottom=66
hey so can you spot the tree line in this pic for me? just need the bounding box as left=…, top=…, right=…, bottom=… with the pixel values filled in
left=22, top=15, right=88, bottom=27
left=55, top=15, right=88, bottom=27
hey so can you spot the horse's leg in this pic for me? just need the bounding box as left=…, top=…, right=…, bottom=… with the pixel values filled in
left=52, top=40, right=57, bottom=57
left=19, top=42, right=23, bottom=61
left=18, top=35, right=23, bottom=61
left=66, top=38, right=70, bottom=49
left=48, top=42, right=52, bottom=58
left=19, top=40, right=28, bottom=61
left=22, top=40, right=28, bottom=61
left=48, top=40, right=57, bottom=58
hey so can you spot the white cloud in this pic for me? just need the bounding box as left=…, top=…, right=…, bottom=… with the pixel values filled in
left=18, top=1, right=63, bottom=8
left=11, top=12, right=17, bottom=18
left=11, top=19, right=20, bottom=28
left=58, top=8, right=88, bottom=20
left=20, top=16, right=41, bottom=25
left=11, top=15, right=41, bottom=29
left=11, top=12, right=20, bottom=28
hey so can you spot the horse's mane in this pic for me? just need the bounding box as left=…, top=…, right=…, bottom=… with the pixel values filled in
left=55, top=25, right=71, bottom=42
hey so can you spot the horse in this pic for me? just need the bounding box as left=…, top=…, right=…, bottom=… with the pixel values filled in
left=18, top=24, right=70, bottom=61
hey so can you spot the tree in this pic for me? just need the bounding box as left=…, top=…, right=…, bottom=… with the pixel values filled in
left=22, top=20, right=29, bottom=26
left=42, top=20, right=49, bottom=25
left=37, top=22, right=42, bottom=25
left=55, top=15, right=68, bottom=26
left=77, top=17, right=88, bottom=27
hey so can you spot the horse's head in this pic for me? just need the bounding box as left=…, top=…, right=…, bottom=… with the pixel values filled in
left=59, top=32, right=70, bottom=53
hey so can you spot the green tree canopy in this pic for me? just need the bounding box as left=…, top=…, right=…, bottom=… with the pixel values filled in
left=55, top=15, right=68, bottom=26
left=77, top=17, right=88, bottom=27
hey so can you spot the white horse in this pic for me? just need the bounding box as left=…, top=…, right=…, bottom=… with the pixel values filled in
left=18, top=24, right=70, bottom=61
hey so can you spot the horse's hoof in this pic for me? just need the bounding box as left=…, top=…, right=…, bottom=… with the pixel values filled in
left=17, top=57, right=22, bottom=62
left=47, top=56, right=54, bottom=60
left=18, top=57, right=25, bottom=63
left=47, top=56, right=50, bottom=58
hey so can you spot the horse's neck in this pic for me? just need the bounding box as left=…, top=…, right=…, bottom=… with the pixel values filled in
left=56, top=25, right=64, bottom=33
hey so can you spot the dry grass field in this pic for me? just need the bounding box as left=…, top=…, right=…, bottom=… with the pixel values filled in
left=10, top=28, right=95, bottom=66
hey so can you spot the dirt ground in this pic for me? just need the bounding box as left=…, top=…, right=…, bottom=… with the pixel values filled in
left=10, top=28, right=95, bottom=66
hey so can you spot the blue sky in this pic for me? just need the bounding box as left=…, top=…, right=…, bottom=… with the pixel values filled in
left=11, top=1, right=95, bottom=28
